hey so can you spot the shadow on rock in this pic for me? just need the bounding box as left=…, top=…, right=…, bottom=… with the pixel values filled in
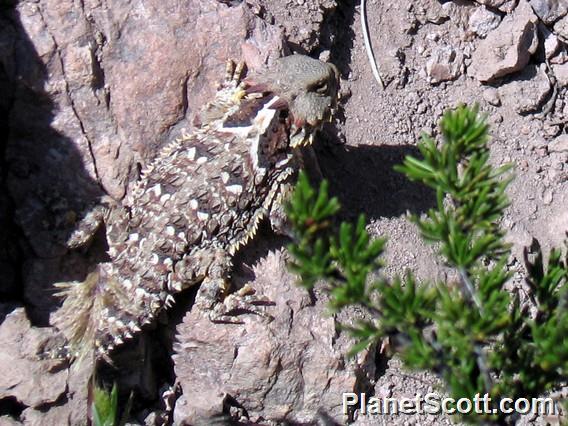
left=0, top=5, right=103, bottom=326
left=316, top=133, right=436, bottom=221
left=325, top=0, right=356, bottom=79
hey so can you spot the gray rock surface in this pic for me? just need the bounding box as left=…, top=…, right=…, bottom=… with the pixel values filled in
left=476, top=0, right=518, bottom=13
left=469, top=0, right=539, bottom=82
left=0, top=417, right=23, bottom=426
left=468, top=5, right=502, bottom=37
left=498, top=64, right=552, bottom=113
left=251, top=0, right=337, bottom=53
left=20, top=406, right=72, bottom=426
left=529, top=0, right=568, bottom=24
left=0, top=308, right=67, bottom=407
left=542, top=24, right=562, bottom=58
left=8, top=0, right=284, bottom=231
left=554, top=13, right=568, bottom=39
left=425, top=44, right=464, bottom=83
left=0, top=0, right=286, bottom=423
left=483, top=86, right=502, bottom=106
left=173, top=251, right=366, bottom=425
left=552, top=61, right=568, bottom=86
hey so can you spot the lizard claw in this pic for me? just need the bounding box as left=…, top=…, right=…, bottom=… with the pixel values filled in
left=209, top=284, right=274, bottom=323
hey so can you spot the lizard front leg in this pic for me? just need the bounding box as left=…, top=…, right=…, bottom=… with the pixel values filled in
left=268, top=187, right=294, bottom=239
left=65, top=196, right=130, bottom=251
left=66, top=204, right=108, bottom=249
left=268, top=146, right=324, bottom=238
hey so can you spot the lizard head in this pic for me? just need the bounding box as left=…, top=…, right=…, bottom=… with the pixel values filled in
left=244, top=55, right=340, bottom=148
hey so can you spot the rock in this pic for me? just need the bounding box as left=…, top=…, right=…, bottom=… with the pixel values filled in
left=550, top=47, right=568, bottom=64
left=63, top=355, right=93, bottom=426
left=20, top=406, right=71, bottom=426
left=441, top=1, right=479, bottom=28
left=3, top=0, right=285, bottom=344
left=529, top=0, right=568, bottom=24
left=476, top=0, right=518, bottom=13
left=554, top=13, right=568, bottom=40
left=425, top=45, right=464, bottom=83
left=542, top=187, right=554, bottom=204
left=414, top=0, right=450, bottom=24
left=318, top=49, right=331, bottom=62
left=0, top=416, right=22, bottom=426
left=541, top=23, right=562, bottom=58
left=257, top=0, right=337, bottom=53
left=483, top=86, right=501, bottom=106
left=0, top=308, right=67, bottom=407
left=0, top=260, right=17, bottom=299
left=173, top=251, right=368, bottom=425
left=553, top=61, right=568, bottom=86
left=469, top=0, right=539, bottom=82
left=498, top=64, right=551, bottom=113
left=23, top=255, right=89, bottom=325
left=468, top=5, right=502, bottom=37
left=548, top=134, right=568, bottom=152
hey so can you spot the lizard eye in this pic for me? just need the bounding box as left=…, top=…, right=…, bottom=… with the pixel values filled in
left=313, top=81, right=328, bottom=94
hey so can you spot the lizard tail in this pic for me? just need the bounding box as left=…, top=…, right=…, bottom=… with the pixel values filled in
left=51, top=266, right=108, bottom=363
left=51, top=263, right=141, bottom=364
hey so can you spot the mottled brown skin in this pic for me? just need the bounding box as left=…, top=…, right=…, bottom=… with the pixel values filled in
left=52, top=55, right=340, bottom=362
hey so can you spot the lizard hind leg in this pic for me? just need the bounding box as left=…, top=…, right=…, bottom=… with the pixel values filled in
left=209, top=283, right=274, bottom=323
left=191, top=250, right=273, bottom=323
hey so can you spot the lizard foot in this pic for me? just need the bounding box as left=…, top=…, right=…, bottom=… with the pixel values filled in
left=195, top=276, right=274, bottom=323
left=209, top=284, right=274, bottom=323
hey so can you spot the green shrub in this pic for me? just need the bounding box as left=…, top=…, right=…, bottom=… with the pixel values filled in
left=286, top=105, right=568, bottom=424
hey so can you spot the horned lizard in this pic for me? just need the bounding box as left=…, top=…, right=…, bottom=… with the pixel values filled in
left=51, top=54, right=340, bottom=361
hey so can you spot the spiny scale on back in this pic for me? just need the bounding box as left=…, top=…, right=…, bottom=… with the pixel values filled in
left=52, top=55, right=340, bottom=363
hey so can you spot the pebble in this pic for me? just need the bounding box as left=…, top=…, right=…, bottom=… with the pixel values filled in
left=339, top=87, right=352, bottom=100
left=543, top=188, right=554, bottom=205
left=543, top=123, right=561, bottom=138
left=318, top=50, right=331, bottom=62
left=468, top=5, right=502, bottom=37
left=519, top=159, right=529, bottom=170
left=483, top=87, right=501, bottom=106
left=426, top=32, right=440, bottom=42
left=548, top=168, right=561, bottom=183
